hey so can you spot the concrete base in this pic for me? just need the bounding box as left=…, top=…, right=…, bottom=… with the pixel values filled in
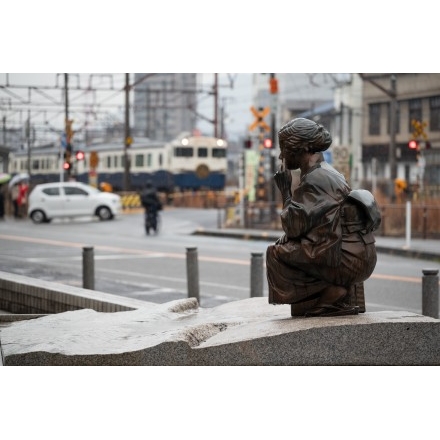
left=1, top=297, right=439, bottom=366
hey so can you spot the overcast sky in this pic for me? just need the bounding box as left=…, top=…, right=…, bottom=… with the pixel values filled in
left=0, top=73, right=254, bottom=142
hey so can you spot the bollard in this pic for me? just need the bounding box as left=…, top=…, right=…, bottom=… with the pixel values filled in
left=82, top=246, right=95, bottom=290
left=250, top=252, right=264, bottom=297
left=422, top=269, right=439, bottom=319
left=186, top=247, right=200, bottom=303
left=217, top=208, right=222, bottom=229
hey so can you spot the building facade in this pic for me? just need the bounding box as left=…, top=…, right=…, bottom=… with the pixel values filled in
left=133, top=73, right=198, bottom=141
left=361, top=73, right=440, bottom=199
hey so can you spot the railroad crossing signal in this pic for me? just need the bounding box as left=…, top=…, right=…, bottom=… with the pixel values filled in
left=249, top=106, right=270, bottom=132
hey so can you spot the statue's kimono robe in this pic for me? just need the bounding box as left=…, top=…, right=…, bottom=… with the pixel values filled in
left=266, top=161, right=377, bottom=308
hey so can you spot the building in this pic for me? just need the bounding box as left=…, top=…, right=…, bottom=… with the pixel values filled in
left=360, top=73, right=440, bottom=199
left=133, top=73, right=198, bottom=141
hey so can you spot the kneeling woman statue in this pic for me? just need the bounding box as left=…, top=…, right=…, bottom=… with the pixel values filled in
left=266, top=118, right=380, bottom=317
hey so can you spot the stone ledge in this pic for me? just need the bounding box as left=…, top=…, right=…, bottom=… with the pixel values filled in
left=1, top=298, right=439, bottom=366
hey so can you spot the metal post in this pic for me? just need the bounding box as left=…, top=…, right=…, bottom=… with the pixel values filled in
left=250, top=252, right=264, bottom=297
left=405, top=200, right=411, bottom=249
left=186, top=247, right=200, bottom=303
left=217, top=208, right=222, bottom=228
left=422, top=269, right=439, bottom=319
left=82, top=246, right=95, bottom=290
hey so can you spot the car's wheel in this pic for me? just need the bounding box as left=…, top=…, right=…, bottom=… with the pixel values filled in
left=97, top=206, right=113, bottom=221
left=30, top=210, right=47, bottom=224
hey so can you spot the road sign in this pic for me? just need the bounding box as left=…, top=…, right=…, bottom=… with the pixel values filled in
left=249, top=106, right=270, bottom=132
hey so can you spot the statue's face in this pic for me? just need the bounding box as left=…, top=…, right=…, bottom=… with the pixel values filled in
left=279, top=146, right=302, bottom=170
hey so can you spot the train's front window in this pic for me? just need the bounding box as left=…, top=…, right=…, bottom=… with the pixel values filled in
left=212, top=148, right=226, bottom=158
left=174, top=147, right=193, bottom=157
left=198, top=147, right=208, bottom=158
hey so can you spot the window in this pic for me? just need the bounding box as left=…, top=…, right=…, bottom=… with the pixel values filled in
left=212, top=148, right=226, bottom=158
left=135, top=154, right=144, bottom=167
left=387, top=101, right=400, bottom=134
left=107, top=156, right=111, bottom=168
left=42, top=187, right=60, bottom=196
left=158, top=153, right=163, bottom=167
left=198, top=147, right=208, bottom=158
left=147, top=153, right=152, bottom=167
left=32, top=159, right=40, bottom=170
left=408, top=98, right=422, bottom=132
left=174, top=147, right=193, bottom=157
left=430, top=96, right=440, bottom=131
left=113, top=155, right=118, bottom=168
left=64, top=186, right=88, bottom=196
left=369, top=103, right=381, bottom=135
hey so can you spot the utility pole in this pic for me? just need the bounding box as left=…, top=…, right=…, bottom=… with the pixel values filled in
left=358, top=73, right=397, bottom=201
left=26, top=110, right=31, bottom=177
left=63, top=73, right=70, bottom=182
left=214, top=73, right=218, bottom=138
left=123, top=73, right=131, bottom=191
left=269, top=73, right=278, bottom=220
left=389, top=75, right=397, bottom=187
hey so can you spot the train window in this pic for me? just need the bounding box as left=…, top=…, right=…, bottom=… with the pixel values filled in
left=198, top=147, right=208, bottom=158
left=212, top=148, right=226, bottom=158
left=135, top=154, right=144, bottom=167
left=174, top=147, right=193, bottom=157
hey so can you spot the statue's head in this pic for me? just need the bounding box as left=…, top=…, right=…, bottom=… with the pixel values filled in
left=278, top=118, right=332, bottom=154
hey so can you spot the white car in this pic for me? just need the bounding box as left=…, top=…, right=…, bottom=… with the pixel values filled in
left=28, top=181, right=122, bottom=224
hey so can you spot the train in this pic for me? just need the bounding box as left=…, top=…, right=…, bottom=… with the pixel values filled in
left=7, top=132, right=228, bottom=193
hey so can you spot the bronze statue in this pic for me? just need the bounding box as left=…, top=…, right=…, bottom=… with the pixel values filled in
left=266, top=118, right=381, bottom=317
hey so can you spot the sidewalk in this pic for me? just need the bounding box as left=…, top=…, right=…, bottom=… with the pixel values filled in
left=193, top=227, right=440, bottom=262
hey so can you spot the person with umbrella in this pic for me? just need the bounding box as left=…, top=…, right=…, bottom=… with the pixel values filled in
left=0, top=173, right=11, bottom=220
left=0, top=183, right=5, bottom=220
left=10, top=182, right=20, bottom=218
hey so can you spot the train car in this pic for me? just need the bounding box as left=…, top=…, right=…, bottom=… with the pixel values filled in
left=166, top=132, right=227, bottom=191
left=7, top=132, right=228, bottom=193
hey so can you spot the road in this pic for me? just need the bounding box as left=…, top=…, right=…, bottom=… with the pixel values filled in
left=0, top=207, right=434, bottom=312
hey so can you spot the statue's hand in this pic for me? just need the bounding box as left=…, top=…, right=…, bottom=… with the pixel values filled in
left=274, top=170, right=292, bottom=199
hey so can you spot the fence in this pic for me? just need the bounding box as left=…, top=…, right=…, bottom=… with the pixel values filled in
left=220, top=201, right=440, bottom=239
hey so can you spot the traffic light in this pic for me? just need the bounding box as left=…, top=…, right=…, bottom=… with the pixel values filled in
left=263, top=138, right=273, bottom=149
left=408, top=139, right=418, bottom=150
left=269, top=77, right=278, bottom=94
left=425, top=141, right=431, bottom=149
left=244, top=138, right=252, bottom=149
left=75, top=150, right=85, bottom=160
left=63, top=161, right=71, bottom=171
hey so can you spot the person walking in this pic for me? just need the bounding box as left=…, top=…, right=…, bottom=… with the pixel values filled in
left=140, top=180, right=162, bottom=235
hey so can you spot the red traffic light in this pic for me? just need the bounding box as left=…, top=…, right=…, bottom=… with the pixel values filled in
left=263, top=138, right=273, bottom=149
left=75, top=150, right=85, bottom=160
left=63, top=161, right=71, bottom=170
left=408, top=140, right=418, bottom=150
left=244, top=138, right=252, bottom=149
